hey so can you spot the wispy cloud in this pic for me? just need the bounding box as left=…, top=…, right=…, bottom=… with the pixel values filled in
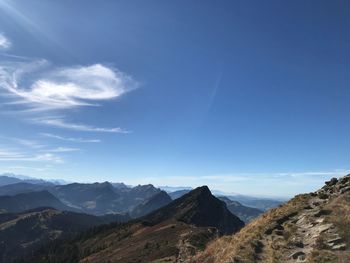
left=4, top=165, right=52, bottom=172
left=0, top=33, right=10, bottom=49
left=35, top=118, right=129, bottom=133
left=45, top=147, right=80, bottom=153
left=0, top=148, right=63, bottom=163
left=0, top=60, right=137, bottom=110
left=40, top=133, right=101, bottom=143
left=0, top=136, right=45, bottom=149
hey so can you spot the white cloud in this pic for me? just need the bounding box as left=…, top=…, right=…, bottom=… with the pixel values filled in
left=0, top=61, right=137, bottom=109
left=40, top=133, right=101, bottom=143
left=0, top=136, right=45, bottom=149
left=0, top=148, right=63, bottom=163
left=0, top=33, right=10, bottom=49
left=35, top=118, right=129, bottom=133
left=45, top=147, right=80, bottom=153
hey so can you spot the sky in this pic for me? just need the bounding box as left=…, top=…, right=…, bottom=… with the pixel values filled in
left=0, top=0, right=349, bottom=197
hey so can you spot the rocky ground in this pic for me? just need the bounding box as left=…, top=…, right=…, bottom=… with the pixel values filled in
left=281, top=177, right=349, bottom=262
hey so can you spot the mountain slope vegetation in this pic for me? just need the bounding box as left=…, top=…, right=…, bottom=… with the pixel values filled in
left=0, top=208, right=129, bottom=263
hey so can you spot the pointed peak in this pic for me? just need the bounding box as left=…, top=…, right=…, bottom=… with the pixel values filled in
left=142, top=185, right=244, bottom=234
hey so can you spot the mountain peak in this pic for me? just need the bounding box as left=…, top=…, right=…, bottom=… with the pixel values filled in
left=143, top=186, right=244, bottom=235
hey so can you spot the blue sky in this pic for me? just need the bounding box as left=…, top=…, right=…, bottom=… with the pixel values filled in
left=0, top=0, right=349, bottom=197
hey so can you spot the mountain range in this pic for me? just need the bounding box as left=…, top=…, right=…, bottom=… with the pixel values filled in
left=0, top=173, right=347, bottom=262
left=0, top=174, right=279, bottom=219
left=25, top=186, right=245, bottom=263
left=0, top=173, right=285, bottom=262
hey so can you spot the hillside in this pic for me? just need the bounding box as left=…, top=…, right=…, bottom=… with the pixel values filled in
left=27, top=186, right=244, bottom=263
left=193, top=174, right=350, bottom=263
left=0, top=207, right=129, bottom=263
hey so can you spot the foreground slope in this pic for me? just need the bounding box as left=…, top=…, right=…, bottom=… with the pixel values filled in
left=29, top=186, right=244, bottom=263
left=194, top=175, right=350, bottom=263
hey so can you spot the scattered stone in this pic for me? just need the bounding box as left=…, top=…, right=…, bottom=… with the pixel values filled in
left=317, top=223, right=333, bottom=233
left=318, top=192, right=328, bottom=199
left=326, top=237, right=342, bottom=244
left=325, top=178, right=338, bottom=187
left=274, top=230, right=284, bottom=236
left=331, top=243, right=346, bottom=250
left=293, top=241, right=304, bottom=248
left=340, top=186, right=350, bottom=194
left=290, top=251, right=306, bottom=260
left=314, top=209, right=332, bottom=217
left=311, top=201, right=320, bottom=207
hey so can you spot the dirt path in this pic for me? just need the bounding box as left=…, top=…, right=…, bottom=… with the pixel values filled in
left=258, top=179, right=348, bottom=263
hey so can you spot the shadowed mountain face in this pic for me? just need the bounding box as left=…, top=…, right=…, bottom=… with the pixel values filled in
left=194, top=175, right=350, bottom=263
left=218, top=196, right=263, bottom=223
left=130, top=190, right=172, bottom=218
left=0, top=191, right=72, bottom=213
left=143, top=186, right=244, bottom=235
left=0, top=207, right=129, bottom=263
left=26, top=186, right=244, bottom=263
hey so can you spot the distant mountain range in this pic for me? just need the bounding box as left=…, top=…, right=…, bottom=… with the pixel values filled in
left=218, top=196, right=263, bottom=223
left=0, top=174, right=283, bottom=216
left=25, top=186, right=244, bottom=263
left=0, top=173, right=285, bottom=262
left=0, top=180, right=163, bottom=215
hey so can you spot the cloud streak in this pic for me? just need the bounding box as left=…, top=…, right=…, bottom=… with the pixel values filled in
left=35, top=118, right=129, bottom=133
left=0, top=148, right=63, bottom=163
left=45, top=147, right=80, bottom=153
left=40, top=133, right=101, bottom=143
